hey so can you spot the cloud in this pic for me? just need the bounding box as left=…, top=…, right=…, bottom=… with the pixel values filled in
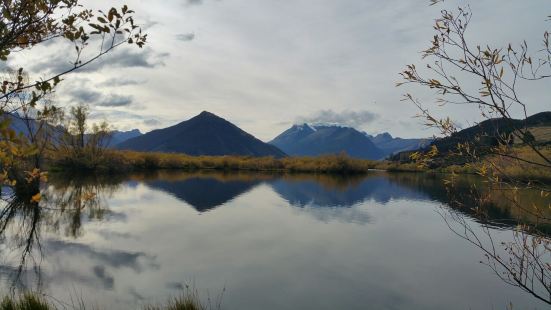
left=143, top=118, right=161, bottom=126
left=176, top=33, right=195, bottom=42
left=98, top=78, right=147, bottom=87
left=29, top=47, right=168, bottom=74
left=87, top=110, right=172, bottom=131
left=181, top=0, right=221, bottom=7
left=68, top=89, right=102, bottom=104
left=184, top=0, right=203, bottom=6
left=46, top=240, right=159, bottom=272
left=97, top=95, right=134, bottom=107
left=67, top=88, right=134, bottom=108
left=296, top=110, right=378, bottom=128
left=92, top=265, right=114, bottom=289
left=98, top=49, right=168, bottom=70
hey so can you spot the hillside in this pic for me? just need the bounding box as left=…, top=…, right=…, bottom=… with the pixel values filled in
left=432, top=111, right=551, bottom=153
left=391, top=111, right=551, bottom=162
left=109, top=129, right=142, bottom=146
left=118, top=111, right=286, bottom=157
left=270, top=124, right=384, bottom=160
left=366, top=132, right=432, bottom=158
left=3, top=113, right=142, bottom=148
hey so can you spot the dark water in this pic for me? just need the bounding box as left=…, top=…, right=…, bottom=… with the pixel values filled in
left=0, top=171, right=549, bottom=309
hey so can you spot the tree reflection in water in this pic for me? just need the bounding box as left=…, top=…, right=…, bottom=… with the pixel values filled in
left=386, top=173, right=551, bottom=305
left=0, top=170, right=549, bottom=305
left=0, top=173, right=123, bottom=290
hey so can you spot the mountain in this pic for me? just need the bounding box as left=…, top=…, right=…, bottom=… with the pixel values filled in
left=391, top=111, right=551, bottom=162
left=3, top=113, right=142, bottom=148
left=366, top=132, right=432, bottom=158
left=2, top=113, right=65, bottom=141
left=110, top=129, right=142, bottom=146
left=269, top=124, right=384, bottom=160
left=117, top=111, right=286, bottom=157
left=4, top=113, right=47, bottom=137
left=430, top=111, right=551, bottom=154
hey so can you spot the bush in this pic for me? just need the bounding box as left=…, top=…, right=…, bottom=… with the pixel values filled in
left=1, top=294, right=51, bottom=310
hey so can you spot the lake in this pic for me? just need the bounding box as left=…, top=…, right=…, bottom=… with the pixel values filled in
left=0, top=171, right=549, bottom=309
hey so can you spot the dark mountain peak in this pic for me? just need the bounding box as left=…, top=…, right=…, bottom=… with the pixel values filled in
left=291, top=123, right=316, bottom=132
left=118, top=111, right=286, bottom=157
left=196, top=110, right=218, bottom=119
left=189, top=111, right=236, bottom=127
left=371, top=132, right=393, bottom=144
left=113, top=128, right=142, bottom=136
left=376, top=132, right=393, bottom=140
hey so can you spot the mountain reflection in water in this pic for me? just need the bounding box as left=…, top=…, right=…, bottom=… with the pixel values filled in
left=139, top=171, right=430, bottom=211
left=0, top=170, right=549, bottom=310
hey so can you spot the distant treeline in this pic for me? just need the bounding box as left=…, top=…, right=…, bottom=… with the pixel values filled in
left=49, top=150, right=387, bottom=174
left=46, top=146, right=551, bottom=182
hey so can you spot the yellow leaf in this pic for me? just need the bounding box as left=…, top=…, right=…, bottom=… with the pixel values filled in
left=31, top=193, right=41, bottom=203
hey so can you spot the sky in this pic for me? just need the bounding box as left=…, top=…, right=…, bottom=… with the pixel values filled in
left=7, top=0, right=551, bottom=141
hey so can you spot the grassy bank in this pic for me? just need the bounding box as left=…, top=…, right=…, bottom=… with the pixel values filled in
left=386, top=145, right=551, bottom=182
left=45, top=146, right=551, bottom=181
left=48, top=150, right=380, bottom=174
left=1, top=291, right=220, bottom=310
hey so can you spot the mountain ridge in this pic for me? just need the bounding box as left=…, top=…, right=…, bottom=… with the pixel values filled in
left=269, top=124, right=385, bottom=160
left=117, top=111, right=286, bottom=157
left=365, top=132, right=432, bottom=158
left=391, top=111, right=551, bottom=162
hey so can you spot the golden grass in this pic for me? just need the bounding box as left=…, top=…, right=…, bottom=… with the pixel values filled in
left=513, top=126, right=551, bottom=144
left=49, top=150, right=381, bottom=174
left=384, top=145, right=551, bottom=182
left=452, top=145, right=551, bottom=182
left=46, top=144, right=551, bottom=181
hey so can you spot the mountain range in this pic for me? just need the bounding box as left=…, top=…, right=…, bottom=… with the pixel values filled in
left=2, top=113, right=141, bottom=147
left=365, top=133, right=432, bottom=158
left=269, top=124, right=428, bottom=160
left=269, top=124, right=384, bottom=160
left=4, top=111, right=431, bottom=160
left=117, top=111, right=286, bottom=157
left=109, top=129, right=142, bottom=146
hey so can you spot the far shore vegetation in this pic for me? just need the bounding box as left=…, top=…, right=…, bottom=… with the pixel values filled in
left=45, top=145, right=551, bottom=182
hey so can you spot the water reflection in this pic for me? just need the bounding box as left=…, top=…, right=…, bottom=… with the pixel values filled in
left=136, top=172, right=431, bottom=211
left=0, top=170, right=548, bottom=309
left=140, top=171, right=266, bottom=212
left=134, top=171, right=551, bottom=231
left=0, top=193, right=42, bottom=288
left=0, top=173, right=139, bottom=289
left=271, top=174, right=428, bottom=207
left=385, top=173, right=551, bottom=232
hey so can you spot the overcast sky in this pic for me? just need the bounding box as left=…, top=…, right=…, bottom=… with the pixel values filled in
left=8, top=0, right=551, bottom=140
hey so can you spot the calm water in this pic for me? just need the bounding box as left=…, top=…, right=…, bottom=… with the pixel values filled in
left=0, top=171, right=549, bottom=309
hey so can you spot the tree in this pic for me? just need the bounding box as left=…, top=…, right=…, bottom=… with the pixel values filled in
left=399, top=2, right=551, bottom=305
left=0, top=1, right=146, bottom=195
left=58, top=103, right=113, bottom=168
left=69, top=104, right=88, bottom=150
